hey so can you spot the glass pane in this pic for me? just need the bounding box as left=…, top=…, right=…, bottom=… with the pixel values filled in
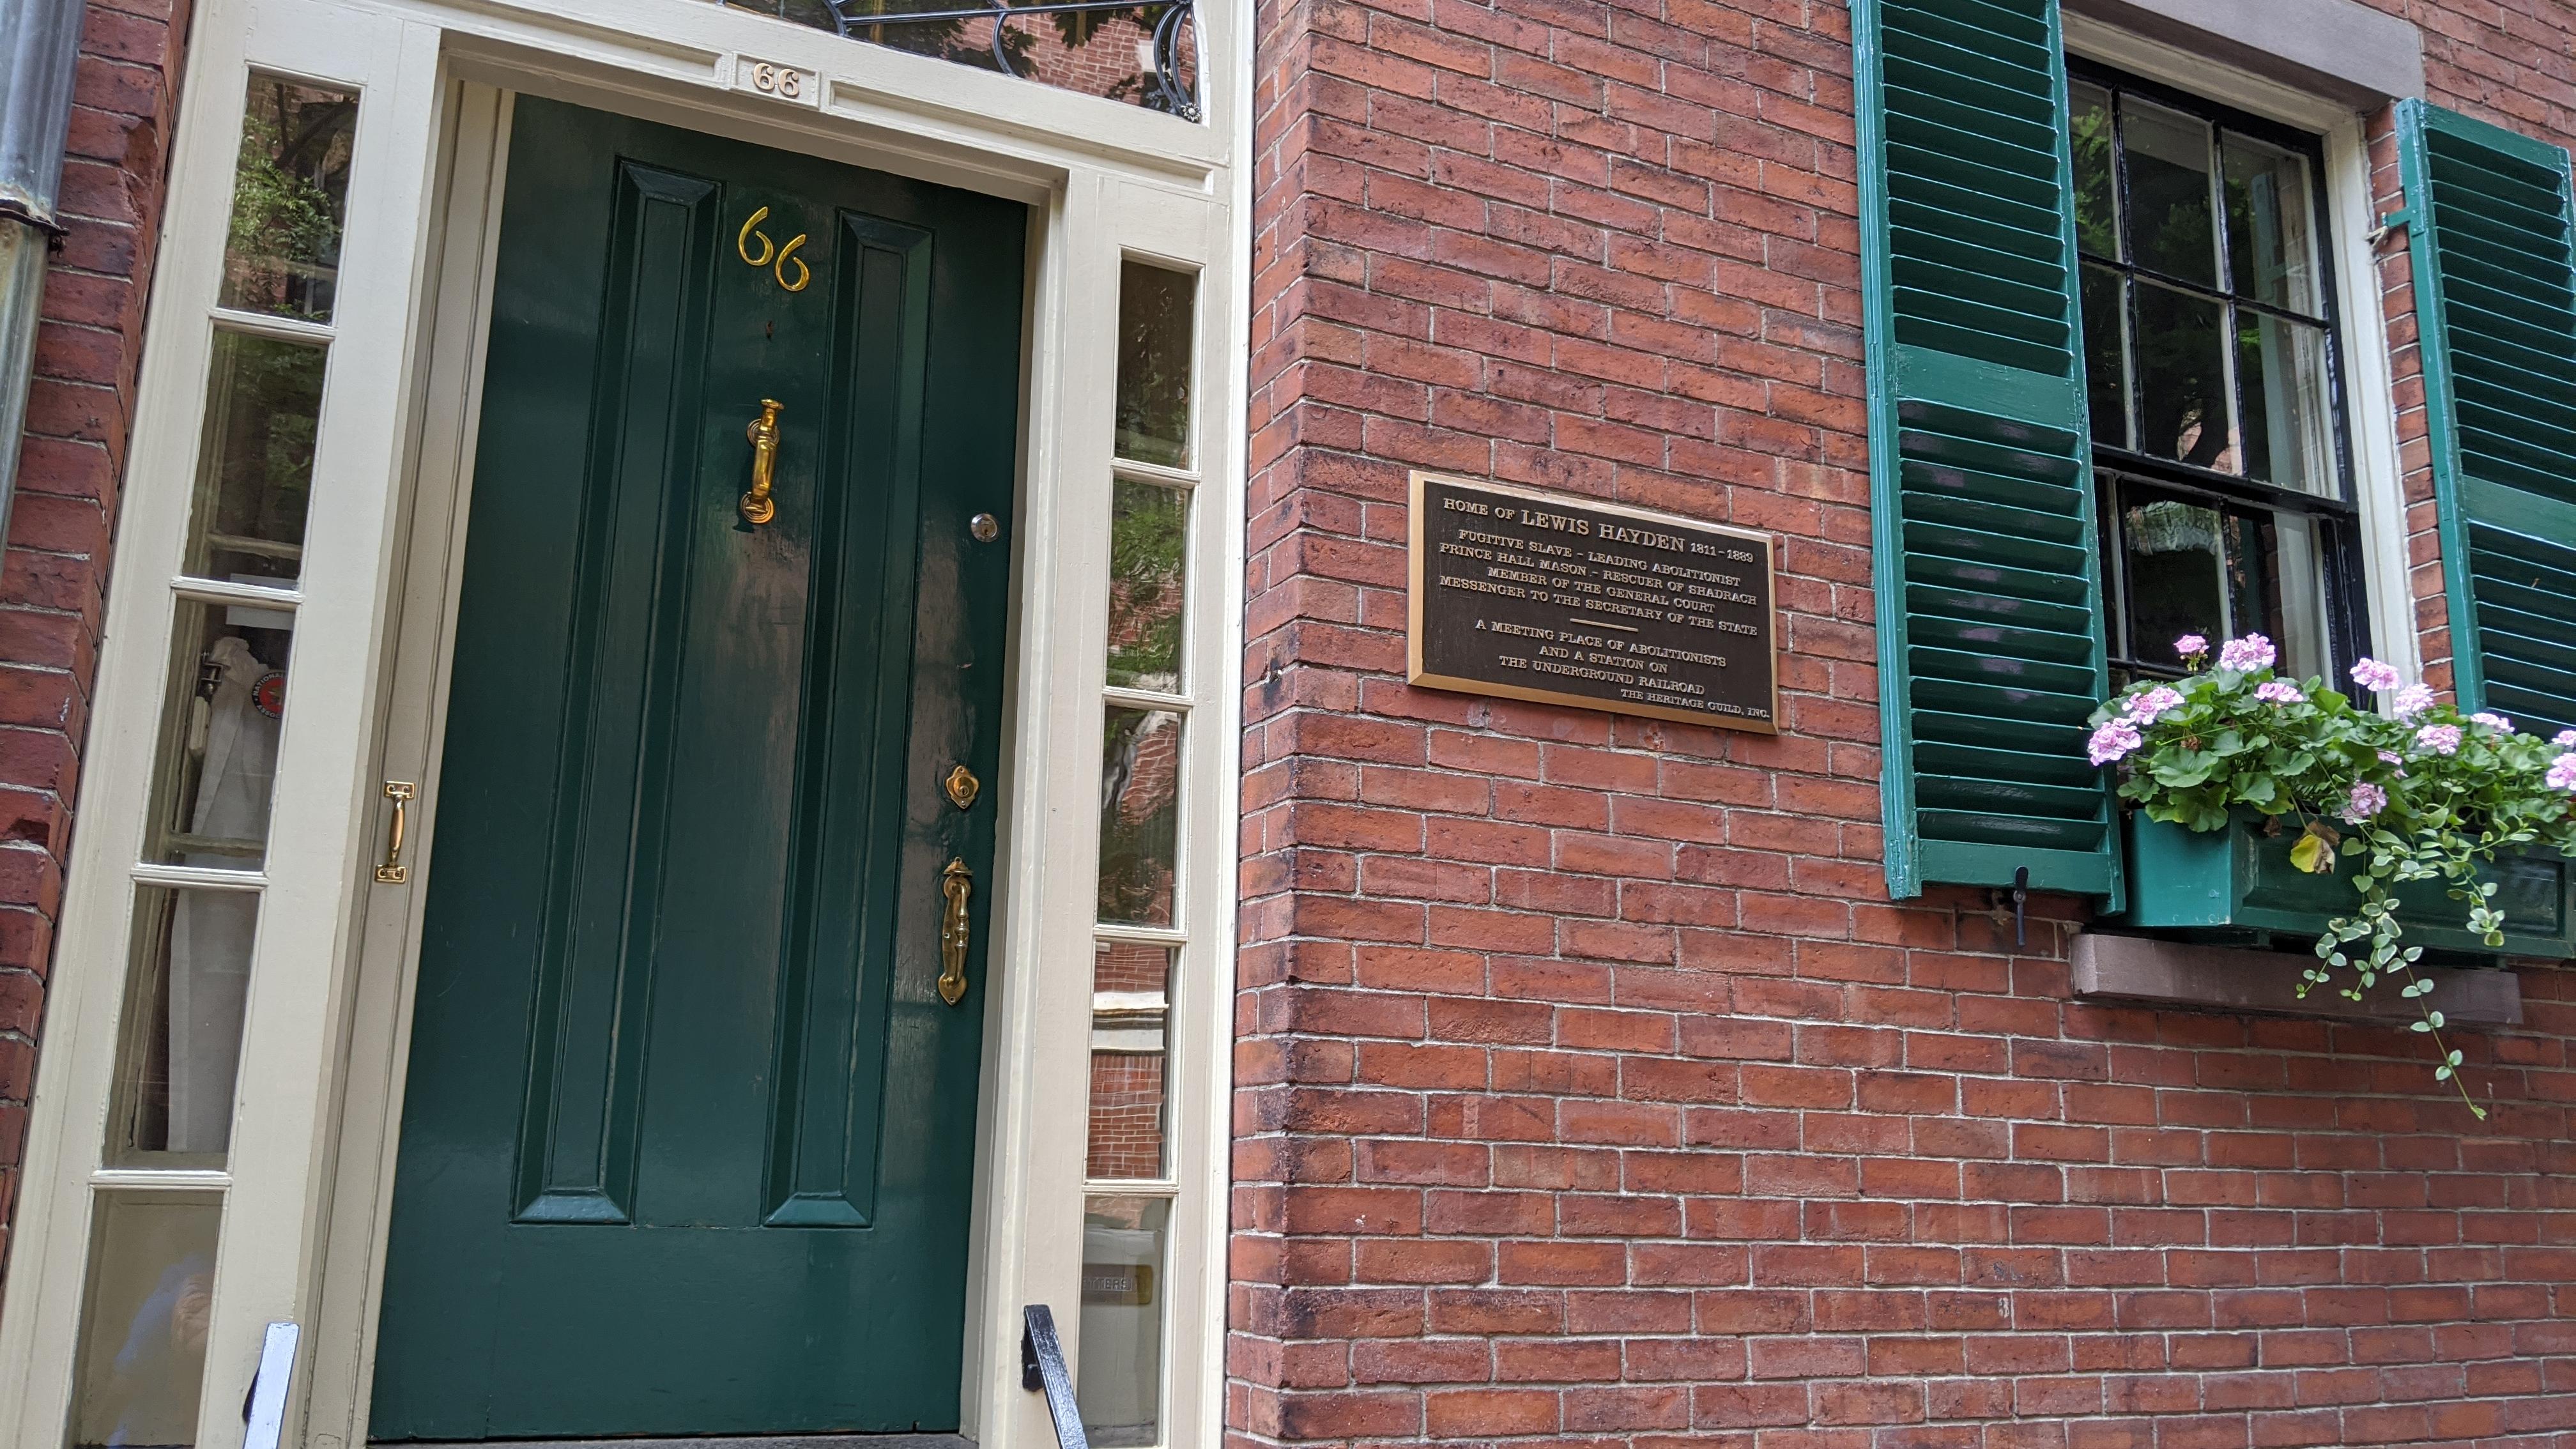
left=1078, top=1193, right=1169, bottom=1447
left=2080, top=264, right=2129, bottom=449
left=2223, top=132, right=2322, bottom=313
left=1114, top=261, right=1196, bottom=468
left=70, top=1192, right=221, bottom=1449
left=2120, top=97, right=2219, bottom=286
left=2133, top=280, right=2235, bottom=470
left=2266, top=512, right=2335, bottom=680
left=220, top=77, right=357, bottom=321
left=1089, top=940, right=1176, bottom=1182
left=146, top=601, right=293, bottom=868
left=2069, top=80, right=2118, bottom=259
left=2120, top=491, right=2228, bottom=659
left=107, top=887, right=258, bottom=1165
left=1098, top=707, right=1181, bottom=927
left=1087, top=1040, right=1167, bottom=1180
left=187, top=329, right=325, bottom=585
left=2236, top=312, right=2335, bottom=494
left=1107, top=480, right=1188, bottom=692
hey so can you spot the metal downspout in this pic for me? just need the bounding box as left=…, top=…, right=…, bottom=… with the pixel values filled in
left=0, top=0, right=91, bottom=551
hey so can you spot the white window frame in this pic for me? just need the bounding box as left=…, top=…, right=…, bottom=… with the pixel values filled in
left=2064, top=13, right=2420, bottom=683
left=0, top=1, right=1250, bottom=1446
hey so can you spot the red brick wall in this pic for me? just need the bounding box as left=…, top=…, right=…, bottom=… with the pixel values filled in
left=0, top=0, right=194, bottom=1281
left=1234, top=1, right=2576, bottom=1446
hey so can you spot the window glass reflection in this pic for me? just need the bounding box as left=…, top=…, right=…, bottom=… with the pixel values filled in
left=2069, top=80, right=2117, bottom=261
left=70, top=1193, right=220, bottom=1449
left=187, top=329, right=325, bottom=585
left=108, top=887, right=258, bottom=1166
left=1077, top=1193, right=1169, bottom=1448
left=2131, top=281, right=2234, bottom=470
left=1098, top=708, right=1181, bottom=926
left=220, top=77, right=356, bottom=322
left=1107, top=481, right=1188, bottom=693
left=2223, top=132, right=2321, bottom=312
left=2120, top=97, right=2218, bottom=285
left=1114, top=262, right=1196, bottom=468
left=146, top=603, right=291, bottom=869
left=2236, top=312, right=2334, bottom=494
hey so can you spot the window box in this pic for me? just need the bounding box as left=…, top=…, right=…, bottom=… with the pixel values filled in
left=2113, top=809, right=2576, bottom=960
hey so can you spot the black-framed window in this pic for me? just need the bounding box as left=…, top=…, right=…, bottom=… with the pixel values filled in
left=2069, top=60, right=2372, bottom=684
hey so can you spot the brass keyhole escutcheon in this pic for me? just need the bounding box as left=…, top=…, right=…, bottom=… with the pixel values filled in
left=742, top=399, right=783, bottom=525
left=943, top=764, right=981, bottom=811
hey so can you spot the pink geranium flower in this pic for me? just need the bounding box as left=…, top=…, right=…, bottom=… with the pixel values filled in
left=2087, top=719, right=2144, bottom=767
left=2254, top=680, right=2305, bottom=705
left=2471, top=712, right=2515, bottom=733
left=2218, top=634, right=2276, bottom=671
left=2348, top=657, right=2403, bottom=693
left=2415, top=724, right=2464, bottom=756
left=2123, top=686, right=2184, bottom=723
left=2392, top=684, right=2435, bottom=719
left=2549, top=753, right=2576, bottom=792
left=2174, top=634, right=2209, bottom=660
left=2344, top=782, right=2388, bottom=821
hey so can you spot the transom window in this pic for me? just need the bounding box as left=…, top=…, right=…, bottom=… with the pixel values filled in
left=726, top=0, right=1200, bottom=119
left=2069, top=61, right=2370, bottom=683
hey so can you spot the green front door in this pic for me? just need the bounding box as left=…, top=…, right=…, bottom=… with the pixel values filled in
left=370, top=99, right=1022, bottom=1440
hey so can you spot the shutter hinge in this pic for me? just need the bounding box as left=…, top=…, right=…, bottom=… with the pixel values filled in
left=2366, top=206, right=2414, bottom=248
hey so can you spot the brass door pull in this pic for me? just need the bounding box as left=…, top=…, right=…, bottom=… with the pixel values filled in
left=375, top=781, right=416, bottom=884
left=937, top=858, right=973, bottom=1006
left=741, top=398, right=783, bottom=525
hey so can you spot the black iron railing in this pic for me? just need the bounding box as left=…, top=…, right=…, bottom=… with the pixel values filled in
left=1022, top=1303, right=1091, bottom=1449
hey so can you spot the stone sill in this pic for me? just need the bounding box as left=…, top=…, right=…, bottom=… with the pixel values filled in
left=2069, top=932, right=2524, bottom=1026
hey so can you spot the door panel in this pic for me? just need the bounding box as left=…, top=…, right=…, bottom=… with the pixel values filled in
left=371, top=98, right=1023, bottom=1440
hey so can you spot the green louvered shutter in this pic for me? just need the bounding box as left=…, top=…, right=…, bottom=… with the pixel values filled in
left=2397, top=102, right=2576, bottom=738
left=1855, top=0, right=2114, bottom=899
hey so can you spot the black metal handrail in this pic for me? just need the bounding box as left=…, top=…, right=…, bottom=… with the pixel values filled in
left=1022, top=1303, right=1091, bottom=1449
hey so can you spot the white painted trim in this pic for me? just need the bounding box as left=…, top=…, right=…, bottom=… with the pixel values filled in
left=0, top=1, right=1250, bottom=1446
left=2064, top=15, right=2419, bottom=683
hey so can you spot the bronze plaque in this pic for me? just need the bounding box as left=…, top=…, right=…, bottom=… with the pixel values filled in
left=1406, top=472, right=1779, bottom=732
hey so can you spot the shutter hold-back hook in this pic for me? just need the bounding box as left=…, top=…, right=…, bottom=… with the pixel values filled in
left=2011, top=865, right=2029, bottom=949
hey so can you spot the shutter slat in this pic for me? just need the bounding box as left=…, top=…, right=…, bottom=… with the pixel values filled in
left=2400, top=101, right=2576, bottom=739
left=1861, top=0, right=2111, bottom=899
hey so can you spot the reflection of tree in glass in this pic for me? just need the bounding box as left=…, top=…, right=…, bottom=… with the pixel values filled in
left=224, top=85, right=355, bottom=320
left=1097, top=709, right=1180, bottom=926
left=1108, top=486, right=1186, bottom=691
left=1116, top=264, right=1195, bottom=467
left=798, top=0, right=1190, bottom=112
left=2069, top=97, right=2115, bottom=258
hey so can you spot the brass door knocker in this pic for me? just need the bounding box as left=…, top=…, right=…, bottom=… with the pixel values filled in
left=742, top=399, right=783, bottom=525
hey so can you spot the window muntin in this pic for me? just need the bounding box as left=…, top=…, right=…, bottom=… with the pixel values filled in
left=2069, top=63, right=2367, bottom=682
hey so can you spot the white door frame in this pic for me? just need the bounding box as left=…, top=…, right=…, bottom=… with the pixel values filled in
left=0, top=3, right=1249, bottom=1447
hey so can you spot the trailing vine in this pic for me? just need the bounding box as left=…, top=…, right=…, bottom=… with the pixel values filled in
left=2086, top=634, right=2576, bottom=1118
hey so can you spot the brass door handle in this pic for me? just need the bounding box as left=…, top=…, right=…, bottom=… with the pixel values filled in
left=937, top=858, right=972, bottom=1006
left=741, top=398, right=783, bottom=525
left=375, top=781, right=416, bottom=884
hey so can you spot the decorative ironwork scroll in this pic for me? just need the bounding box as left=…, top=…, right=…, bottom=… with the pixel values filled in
left=820, top=0, right=1200, bottom=120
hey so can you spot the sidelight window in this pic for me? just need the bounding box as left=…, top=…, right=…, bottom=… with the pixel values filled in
left=65, top=73, right=357, bottom=1443
left=2068, top=64, right=2369, bottom=684
left=1078, top=257, right=1199, bottom=1448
